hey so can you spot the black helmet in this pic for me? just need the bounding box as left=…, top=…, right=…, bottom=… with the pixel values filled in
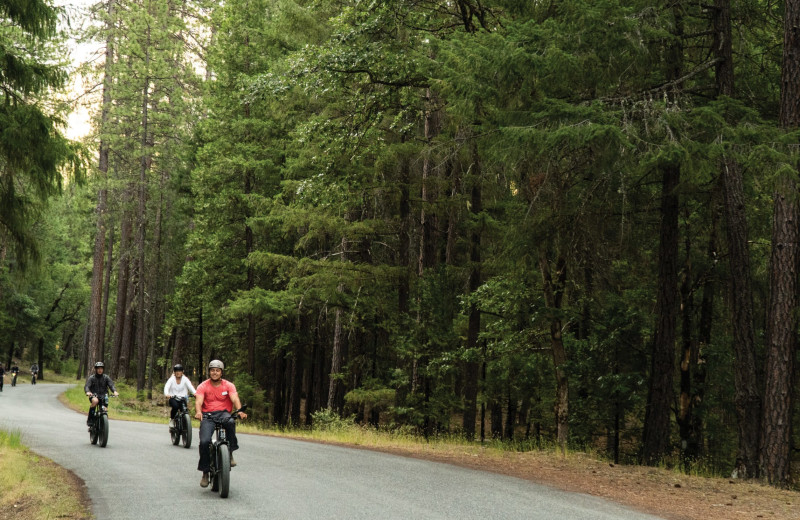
left=173, top=364, right=184, bottom=372
left=94, top=361, right=105, bottom=369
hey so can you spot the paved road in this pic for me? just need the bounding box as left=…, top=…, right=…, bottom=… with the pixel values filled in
left=0, top=384, right=665, bottom=520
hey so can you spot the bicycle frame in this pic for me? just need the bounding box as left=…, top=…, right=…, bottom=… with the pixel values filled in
left=203, top=406, right=245, bottom=498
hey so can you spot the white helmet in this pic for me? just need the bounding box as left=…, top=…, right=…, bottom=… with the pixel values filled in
left=208, top=359, right=224, bottom=370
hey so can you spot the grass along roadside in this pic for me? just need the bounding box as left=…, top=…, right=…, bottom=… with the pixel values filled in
left=55, top=381, right=800, bottom=520
left=0, top=429, right=91, bottom=520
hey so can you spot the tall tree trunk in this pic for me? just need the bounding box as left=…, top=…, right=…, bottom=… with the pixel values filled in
left=328, top=237, right=347, bottom=412
left=111, top=207, right=132, bottom=378
left=119, top=259, right=136, bottom=380
left=245, top=152, right=256, bottom=377
left=642, top=164, right=680, bottom=465
left=87, top=199, right=107, bottom=368
left=642, top=1, right=683, bottom=465
left=713, top=0, right=762, bottom=479
left=540, top=253, right=569, bottom=452
left=416, top=92, right=440, bottom=434
left=88, top=0, right=116, bottom=371
left=678, top=219, right=694, bottom=467
left=100, top=226, right=113, bottom=364
left=759, top=0, right=800, bottom=486
left=147, top=186, right=164, bottom=400
left=398, top=153, right=414, bottom=392
left=135, top=28, right=151, bottom=393
left=462, top=146, right=482, bottom=440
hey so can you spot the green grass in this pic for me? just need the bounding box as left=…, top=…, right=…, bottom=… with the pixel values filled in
left=0, top=428, right=90, bottom=519
left=0, top=429, right=23, bottom=449
left=62, top=382, right=172, bottom=425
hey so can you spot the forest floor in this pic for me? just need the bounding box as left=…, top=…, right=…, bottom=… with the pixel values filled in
left=44, top=374, right=799, bottom=520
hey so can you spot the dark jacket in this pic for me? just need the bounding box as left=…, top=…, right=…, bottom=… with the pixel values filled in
left=84, top=373, right=117, bottom=396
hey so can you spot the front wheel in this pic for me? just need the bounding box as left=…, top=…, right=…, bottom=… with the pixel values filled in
left=31, top=374, right=36, bottom=385
left=217, top=444, right=230, bottom=498
left=210, top=446, right=219, bottom=492
left=99, top=414, right=109, bottom=447
left=11, top=375, right=16, bottom=386
left=170, top=418, right=180, bottom=445
left=89, top=420, right=98, bottom=445
left=181, top=414, right=192, bottom=449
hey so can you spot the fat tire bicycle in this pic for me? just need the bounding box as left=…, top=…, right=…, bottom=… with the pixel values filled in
left=169, top=395, right=194, bottom=449
left=204, top=405, right=246, bottom=499
left=89, top=394, right=115, bottom=447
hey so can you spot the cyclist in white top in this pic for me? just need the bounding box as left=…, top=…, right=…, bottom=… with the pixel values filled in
left=164, top=364, right=196, bottom=429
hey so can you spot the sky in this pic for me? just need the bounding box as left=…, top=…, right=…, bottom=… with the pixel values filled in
left=58, top=0, right=101, bottom=140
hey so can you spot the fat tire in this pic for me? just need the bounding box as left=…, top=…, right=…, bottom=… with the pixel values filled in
left=171, top=419, right=180, bottom=445
left=218, top=444, right=230, bottom=498
left=182, top=414, right=192, bottom=449
left=210, top=446, right=219, bottom=492
left=90, top=420, right=98, bottom=445
left=99, top=415, right=109, bottom=447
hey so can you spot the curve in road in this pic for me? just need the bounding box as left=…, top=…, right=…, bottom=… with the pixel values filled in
left=0, top=384, right=664, bottom=520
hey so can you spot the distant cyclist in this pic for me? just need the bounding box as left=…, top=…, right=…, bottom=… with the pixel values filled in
left=30, top=363, right=39, bottom=384
left=195, top=360, right=247, bottom=487
left=0, top=364, right=4, bottom=391
left=84, top=362, right=119, bottom=428
left=164, top=364, right=196, bottom=430
left=10, top=364, right=18, bottom=386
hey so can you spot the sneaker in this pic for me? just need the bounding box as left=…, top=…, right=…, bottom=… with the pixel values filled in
left=168, top=419, right=175, bottom=430
left=200, top=473, right=209, bottom=487
left=230, top=455, right=236, bottom=468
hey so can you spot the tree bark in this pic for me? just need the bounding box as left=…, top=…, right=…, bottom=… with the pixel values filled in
left=712, top=0, right=762, bottom=479
left=540, top=253, right=569, bottom=452
left=462, top=146, right=482, bottom=440
left=642, top=164, right=680, bottom=465
left=100, top=226, right=113, bottom=364
left=119, top=258, right=136, bottom=380
left=135, top=28, right=151, bottom=393
left=759, top=0, right=800, bottom=486
left=111, top=205, right=133, bottom=378
left=328, top=237, right=347, bottom=412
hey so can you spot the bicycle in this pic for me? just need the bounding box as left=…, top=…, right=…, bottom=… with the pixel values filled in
left=88, top=394, right=115, bottom=447
left=169, top=395, right=194, bottom=449
left=11, top=371, right=17, bottom=387
left=31, top=371, right=37, bottom=385
left=204, top=406, right=246, bottom=498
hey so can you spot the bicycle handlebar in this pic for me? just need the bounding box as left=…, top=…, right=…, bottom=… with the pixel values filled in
left=202, top=405, right=247, bottom=422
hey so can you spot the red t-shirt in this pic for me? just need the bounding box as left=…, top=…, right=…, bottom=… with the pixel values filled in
left=196, top=379, right=237, bottom=413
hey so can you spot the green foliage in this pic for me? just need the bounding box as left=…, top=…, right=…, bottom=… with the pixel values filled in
left=311, top=408, right=356, bottom=432
left=232, top=372, right=269, bottom=422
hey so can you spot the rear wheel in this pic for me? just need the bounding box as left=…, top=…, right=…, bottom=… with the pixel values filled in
left=218, top=444, right=230, bottom=498
left=181, top=414, right=192, bottom=449
left=99, top=415, right=109, bottom=447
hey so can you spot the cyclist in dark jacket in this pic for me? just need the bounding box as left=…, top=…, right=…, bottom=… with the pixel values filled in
left=0, top=364, right=4, bottom=391
left=84, top=362, right=118, bottom=427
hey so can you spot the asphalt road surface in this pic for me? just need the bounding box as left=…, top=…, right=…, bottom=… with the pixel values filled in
left=0, top=384, right=665, bottom=520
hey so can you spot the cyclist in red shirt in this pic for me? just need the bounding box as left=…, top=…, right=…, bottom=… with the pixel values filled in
left=194, top=359, right=247, bottom=487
